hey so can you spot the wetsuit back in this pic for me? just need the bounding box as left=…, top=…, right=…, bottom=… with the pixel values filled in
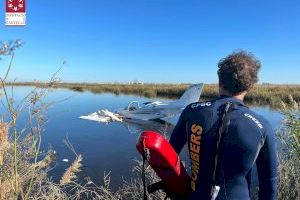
left=169, top=95, right=278, bottom=200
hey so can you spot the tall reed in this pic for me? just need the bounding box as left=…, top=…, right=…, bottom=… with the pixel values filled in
left=277, top=96, right=300, bottom=200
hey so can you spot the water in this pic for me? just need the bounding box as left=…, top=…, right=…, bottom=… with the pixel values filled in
left=0, top=86, right=282, bottom=189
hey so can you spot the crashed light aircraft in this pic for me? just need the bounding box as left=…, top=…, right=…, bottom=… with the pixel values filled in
left=79, top=83, right=204, bottom=123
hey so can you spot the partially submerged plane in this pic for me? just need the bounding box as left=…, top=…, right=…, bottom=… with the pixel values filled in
left=79, top=83, right=204, bottom=123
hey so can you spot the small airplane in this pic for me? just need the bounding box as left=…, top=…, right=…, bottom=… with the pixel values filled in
left=79, top=83, right=204, bottom=123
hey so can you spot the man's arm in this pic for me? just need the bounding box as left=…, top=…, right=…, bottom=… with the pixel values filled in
left=256, top=122, right=278, bottom=200
left=169, top=108, right=188, bottom=154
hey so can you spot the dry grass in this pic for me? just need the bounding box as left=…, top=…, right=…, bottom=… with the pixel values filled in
left=60, top=155, right=83, bottom=186
left=278, top=157, right=299, bottom=200
left=35, top=150, right=56, bottom=169
left=0, top=121, right=9, bottom=166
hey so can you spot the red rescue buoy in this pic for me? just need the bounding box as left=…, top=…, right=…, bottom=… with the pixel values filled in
left=136, top=131, right=190, bottom=197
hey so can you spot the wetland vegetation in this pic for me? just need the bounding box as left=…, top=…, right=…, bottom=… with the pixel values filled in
left=7, top=82, right=300, bottom=108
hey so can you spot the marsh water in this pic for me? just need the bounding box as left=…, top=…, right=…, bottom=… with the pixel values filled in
left=2, top=87, right=282, bottom=189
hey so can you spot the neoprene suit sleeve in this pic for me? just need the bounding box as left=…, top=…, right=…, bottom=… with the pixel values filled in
left=169, top=110, right=187, bottom=154
left=256, top=122, right=278, bottom=200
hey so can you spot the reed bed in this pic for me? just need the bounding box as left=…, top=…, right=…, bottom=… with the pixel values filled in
left=7, top=82, right=300, bottom=108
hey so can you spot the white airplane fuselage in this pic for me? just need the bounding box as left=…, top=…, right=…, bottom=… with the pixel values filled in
left=79, top=83, right=204, bottom=122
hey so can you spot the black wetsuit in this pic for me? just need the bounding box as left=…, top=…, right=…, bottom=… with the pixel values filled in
left=169, top=95, right=278, bottom=200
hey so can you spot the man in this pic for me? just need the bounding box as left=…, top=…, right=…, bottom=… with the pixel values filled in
left=169, top=51, right=278, bottom=200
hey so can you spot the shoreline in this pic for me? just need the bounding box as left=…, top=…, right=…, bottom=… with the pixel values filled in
left=4, top=82, right=300, bottom=108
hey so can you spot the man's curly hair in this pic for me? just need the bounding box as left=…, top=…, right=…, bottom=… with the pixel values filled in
left=218, top=51, right=261, bottom=95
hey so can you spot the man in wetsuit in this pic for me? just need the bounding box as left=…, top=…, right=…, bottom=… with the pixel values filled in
left=169, top=51, right=278, bottom=200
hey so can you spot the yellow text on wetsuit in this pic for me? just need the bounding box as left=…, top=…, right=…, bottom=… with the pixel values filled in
left=190, top=124, right=202, bottom=191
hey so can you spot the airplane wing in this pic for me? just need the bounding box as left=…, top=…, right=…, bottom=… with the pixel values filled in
left=80, top=110, right=123, bottom=123
left=79, top=111, right=111, bottom=123
left=101, top=109, right=123, bottom=122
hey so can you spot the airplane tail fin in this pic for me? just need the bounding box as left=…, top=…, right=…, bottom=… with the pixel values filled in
left=177, top=83, right=204, bottom=106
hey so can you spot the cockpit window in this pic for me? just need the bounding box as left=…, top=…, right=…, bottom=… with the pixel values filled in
left=126, top=101, right=139, bottom=111
left=129, top=106, right=137, bottom=111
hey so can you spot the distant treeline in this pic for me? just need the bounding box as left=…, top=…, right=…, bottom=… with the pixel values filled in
left=6, top=82, right=300, bottom=108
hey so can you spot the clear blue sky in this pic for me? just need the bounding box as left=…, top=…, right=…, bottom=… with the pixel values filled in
left=1, top=0, right=299, bottom=83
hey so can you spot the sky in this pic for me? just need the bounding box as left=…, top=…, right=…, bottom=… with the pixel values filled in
left=0, top=0, right=299, bottom=84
